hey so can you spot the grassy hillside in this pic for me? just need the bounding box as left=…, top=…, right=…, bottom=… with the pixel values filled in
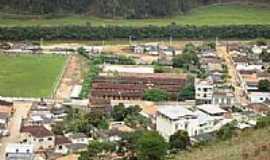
left=175, top=127, right=270, bottom=160
left=0, top=54, right=66, bottom=98
left=0, top=4, right=270, bottom=27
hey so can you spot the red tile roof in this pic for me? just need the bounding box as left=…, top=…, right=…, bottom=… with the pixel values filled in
left=55, top=135, right=71, bottom=145
left=21, top=125, right=53, bottom=138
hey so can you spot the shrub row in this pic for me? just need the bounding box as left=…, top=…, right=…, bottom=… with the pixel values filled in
left=0, top=25, right=270, bottom=41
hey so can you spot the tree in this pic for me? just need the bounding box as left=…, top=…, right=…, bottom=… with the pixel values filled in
left=136, top=131, right=168, bottom=160
left=260, top=50, right=270, bottom=62
left=169, top=130, right=190, bottom=150
left=258, top=79, right=270, bottom=92
left=172, top=43, right=199, bottom=70
left=144, top=89, right=169, bottom=102
left=79, top=140, right=116, bottom=160
left=216, top=122, right=236, bottom=140
left=178, top=76, right=195, bottom=101
left=112, top=103, right=127, bottom=121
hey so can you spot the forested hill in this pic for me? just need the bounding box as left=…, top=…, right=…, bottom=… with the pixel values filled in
left=1, top=0, right=269, bottom=18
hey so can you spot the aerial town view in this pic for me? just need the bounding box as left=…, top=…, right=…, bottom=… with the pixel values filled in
left=0, top=0, right=270, bottom=160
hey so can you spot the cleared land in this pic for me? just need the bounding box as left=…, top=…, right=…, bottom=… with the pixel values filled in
left=175, top=127, right=270, bottom=160
left=0, top=54, right=66, bottom=98
left=0, top=4, right=270, bottom=27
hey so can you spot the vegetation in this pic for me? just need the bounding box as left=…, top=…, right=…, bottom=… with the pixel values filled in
left=79, top=140, right=116, bottom=160
left=136, top=131, right=168, bottom=160
left=169, top=130, right=191, bottom=151
left=53, top=107, right=109, bottom=135
left=260, top=49, right=270, bottom=62
left=112, top=103, right=150, bottom=128
left=178, top=76, right=195, bottom=101
left=173, top=43, right=199, bottom=70
left=144, top=88, right=169, bottom=102
left=256, top=115, right=270, bottom=129
left=1, top=4, right=270, bottom=27
left=258, top=79, right=270, bottom=92
left=216, top=122, right=236, bottom=140
left=175, top=126, right=270, bottom=160
left=0, top=54, right=66, bottom=97
left=0, top=24, right=270, bottom=41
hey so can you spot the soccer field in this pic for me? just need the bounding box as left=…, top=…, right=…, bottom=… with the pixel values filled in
left=0, top=4, right=270, bottom=27
left=0, top=54, right=66, bottom=98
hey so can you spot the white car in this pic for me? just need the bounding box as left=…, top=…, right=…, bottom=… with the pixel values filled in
left=0, top=129, right=10, bottom=137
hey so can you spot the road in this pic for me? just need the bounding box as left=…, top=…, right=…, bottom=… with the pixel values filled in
left=216, top=46, right=250, bottom=106
left=0, top=102, right=31, bottom=159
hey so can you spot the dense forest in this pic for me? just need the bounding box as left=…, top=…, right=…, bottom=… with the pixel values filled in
left=0, top=0, right=269, bottom=18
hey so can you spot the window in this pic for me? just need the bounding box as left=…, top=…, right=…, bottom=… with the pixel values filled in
left=15, top=149, right=19, bottom=153
left=260, top=97, right=264, bottom=101
left=59, top=145, right=63, bottom=150
left=48, top=137, right=52, bottom=141
left=26, top=149, right=30, bottom=153
left=203, top=88, right=208, bottom=92
left=39, top=138, right=44, bottom=142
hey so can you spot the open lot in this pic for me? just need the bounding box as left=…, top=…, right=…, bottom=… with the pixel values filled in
left=0, top=4, right=270, bottom=27
left=175, top=127, right=270, bottom=160
left=0, top=54, right=66, bottom=97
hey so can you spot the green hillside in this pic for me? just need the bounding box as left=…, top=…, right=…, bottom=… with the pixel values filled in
left=1, top=4, right=270, bottom=27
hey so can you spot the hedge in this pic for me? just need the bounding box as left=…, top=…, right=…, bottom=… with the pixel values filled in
left=0, top=25, right=270, bottom=40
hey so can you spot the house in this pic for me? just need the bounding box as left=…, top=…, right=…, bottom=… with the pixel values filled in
left=66, top=133, right=89, bottom=144
left=20, top=125, right=55, bottom=151
left=196, top=104, right=227, bottom=117
left=156, top=105, right=218, bottom=141
left=5, top=143, right=34, bottom=160
left=55, top=135, right=72, bottom=155
left=0, top=112, right=9, bottom=127
left=156, top=105, right=197, bottom=140
left=212, top=88, right=235, bottom=108
left=249, top=92, right=270, bottom=103
left=195, top=78, right=214, bottom=104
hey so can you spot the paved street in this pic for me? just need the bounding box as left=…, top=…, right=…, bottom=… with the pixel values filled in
left=0, top=102, right=31, bottom=159
left=216, top=45, right=250, bottom=106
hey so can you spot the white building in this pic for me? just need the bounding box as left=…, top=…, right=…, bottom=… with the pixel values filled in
left=20, top=125, right=55, bottom=151
left=195, top=78, right=214, bottom=104
left=196, top=104, right=227, bottom=117
left=156, top=105, right=217, bottom=141
left=66, top=133, right=90, bottom=144
left=249, top=92, right=270, bottom=103
left=102, top=65, right=154, bottom=74
left=54, top=135, right=71, bottom=155
left=212, top=88, right=235, bottom=108
left=5, top=143, right=34, bottom=160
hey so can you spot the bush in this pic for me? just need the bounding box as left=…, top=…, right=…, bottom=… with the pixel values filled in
left=144, top=88, right=169, bottom=102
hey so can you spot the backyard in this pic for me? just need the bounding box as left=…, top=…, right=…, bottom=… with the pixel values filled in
left=0, top=4, right=270, bottom=27
left=0, top=54, right=66, bottom=97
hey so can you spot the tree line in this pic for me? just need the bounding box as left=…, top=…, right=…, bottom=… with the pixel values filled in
left=1, top=0, right=269, bottom=18
left=0, top=24, right=270, bottom=41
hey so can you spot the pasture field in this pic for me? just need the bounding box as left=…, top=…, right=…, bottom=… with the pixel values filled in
left=0, top=4, right=270, bottom=27
left=0, top=54, right=66, bottom=98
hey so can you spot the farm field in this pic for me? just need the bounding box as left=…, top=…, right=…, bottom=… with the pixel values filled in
left=175, top=127, right=270, bottom=160
left=0, top=4, right=270, bottom=27
left=0, top=54, right=66, bottom=98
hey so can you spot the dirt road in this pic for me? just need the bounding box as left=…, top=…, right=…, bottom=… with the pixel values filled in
left=54, top=55, right=86, bottom=101
left=0, top=102, right=31, bottom=159
left=216, top=46, right=249, bottom=106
